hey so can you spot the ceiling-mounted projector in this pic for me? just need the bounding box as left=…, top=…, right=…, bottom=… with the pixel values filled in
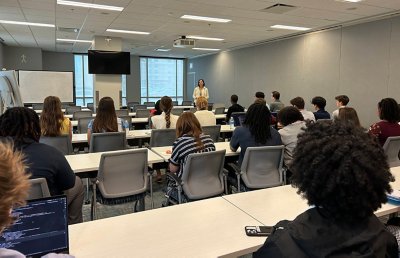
left=173, top=36, right=195, bottom=48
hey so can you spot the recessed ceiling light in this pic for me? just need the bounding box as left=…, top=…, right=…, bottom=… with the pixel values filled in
left=270, top=25, right=311, bottom=31
left=57, top=0, right=124, bottom=11
left=0, top=20, right=55, bottom=27
left=155, top=48, right=171, bottom=52
left=106, top=29, right=150, bottom=35
left=57, top=38, right=92, bottom=43
left=180, top=15, right=231, bottom=23
left=186, top=35, right=224, bottom=41
left=192, top=48, right=220, bottom=51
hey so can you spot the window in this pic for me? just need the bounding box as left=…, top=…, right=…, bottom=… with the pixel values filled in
left=140, top=57, right=184, bottom=104
left=74, top=54, right=127, bottom=107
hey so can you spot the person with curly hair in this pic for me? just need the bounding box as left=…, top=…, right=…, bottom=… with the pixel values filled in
left=194, top=96, right=216, bottom=126
left=368, top=98, right=400, bottom=146
left=0, top=107, right=84, bottom=225
left=254, top=121, right=398, bottom=257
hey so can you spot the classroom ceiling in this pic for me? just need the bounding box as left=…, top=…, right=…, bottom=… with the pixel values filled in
left=0, top=0, right=400, bottom=58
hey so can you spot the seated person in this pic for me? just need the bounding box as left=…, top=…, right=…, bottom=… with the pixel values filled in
left=332, top=94, right=349, bottom=119
left=0, top=107, right=84, bottom=224
left=254, top=121, right=397, bottom=257
left=269, top=91, right=284, bottom=112
left=167, top=112, right=215, bottom=202
left=226, top=94, right=245, bottom=123
left=311, top=96, right=330, bottom=120
left=337, top=107, right=362, bottom=128
left=40, top=96, right=72, bottom=139
left=369, top=98, right=400, bottom=146
left=290, top=96, right=315, bottom=122
left=151, top=96, right=179, bottom=129
left=230, top=102, right=282, bottom=166
left=87, top=97, right=129, bottom=143
left=194, top=96, right=216, bottom=126
left=277, top=107, right=305, bottom=169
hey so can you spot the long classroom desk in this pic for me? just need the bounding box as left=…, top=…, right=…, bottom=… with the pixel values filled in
left=69, top=196, right=265, bottom=258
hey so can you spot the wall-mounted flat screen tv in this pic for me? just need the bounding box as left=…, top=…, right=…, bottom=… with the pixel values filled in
left=88, top=50, right=130, bottom=74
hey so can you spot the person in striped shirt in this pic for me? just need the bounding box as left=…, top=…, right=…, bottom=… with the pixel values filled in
left=169, top=112, right=216, bottom=178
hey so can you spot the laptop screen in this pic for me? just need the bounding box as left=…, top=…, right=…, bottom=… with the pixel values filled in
left=0, top=195, right=69, bottom=257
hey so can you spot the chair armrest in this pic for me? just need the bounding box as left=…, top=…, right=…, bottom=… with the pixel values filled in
left=166, top=172, right=182, bottom=186
left=222, top=168, right=229, bottom=176
left=227, top=162, right=241, bottom=175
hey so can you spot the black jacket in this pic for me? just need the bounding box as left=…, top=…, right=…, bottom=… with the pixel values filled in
left=254, top=207, right=398, bottom=258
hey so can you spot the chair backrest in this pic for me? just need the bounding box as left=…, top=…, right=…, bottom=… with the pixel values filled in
left=73, top=110, right=93, bottom=120
left=27, top=178, right=50, bottom=200
left=231, top=112, right=246, bottom=126
left=61, top=103, right=71, bottom=109
left=144, top=101, right=155, bottom=108
left=214, top=107, right=225, bottom=115
left=119, top=115, right=133, bottom=130
left=97, top=149, right=148, bottom=198
left=172, top=101, right=178, bottom=106
left=134, top=104, right=147, bottom=112
left=207, top=103, right=214, bottom=111
left=32, top=103, right=44, bottom=110
left=181, top=150, right=226, bottom=200
left=240, top=146, right=284, bottom=189
left=87, top=103, right=94, bottom=111
left=127, top=102, right=139, bottom=111
left=149, top=129, right=176, bottom=147
left=65, top=106, right=81, bottom=114
left=78, top=117, right=93, bottom=134
left=182, top=100, right=192, bottom=106
left=202, top=125, right=221, bottom=142
left=383, top=136, right=400, bottom=167
left=89, top=132, right=126, bottom=153
left=136, top=109, right=150, bottom=118
left=115, top=109, right=129, bottom=117
left=171, top=108, right=183, bottom=116
left=189, top=107, right=197, bottom=113
left=39, top=135, right=73, bottom=155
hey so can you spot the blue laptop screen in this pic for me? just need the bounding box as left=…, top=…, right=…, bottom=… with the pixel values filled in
left=0, top=196, right=69, bottom=257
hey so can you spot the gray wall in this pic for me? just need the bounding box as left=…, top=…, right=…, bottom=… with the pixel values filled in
left=3, top=46, right=42, bottom=70
left=42, top=51, right=74, bottom=71
left=187, top=16, right=400, bottom=127
left=0, top=43, right=3, bottom=69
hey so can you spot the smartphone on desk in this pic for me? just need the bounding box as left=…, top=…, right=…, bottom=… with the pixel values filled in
left=245, top=226, right=275, bottom=237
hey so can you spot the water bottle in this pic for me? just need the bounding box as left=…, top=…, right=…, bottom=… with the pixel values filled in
left=229, top=117, right=235, bottom=130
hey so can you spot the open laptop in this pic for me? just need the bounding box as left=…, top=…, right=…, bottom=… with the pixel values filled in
left=0, top=195, right=69, bottom=258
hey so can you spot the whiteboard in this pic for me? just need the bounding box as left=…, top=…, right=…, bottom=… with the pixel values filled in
left=18, top=70, right=74, bottom=103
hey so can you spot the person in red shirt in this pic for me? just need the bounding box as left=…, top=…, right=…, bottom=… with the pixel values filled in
left=369, top=98, right=400, bottom=146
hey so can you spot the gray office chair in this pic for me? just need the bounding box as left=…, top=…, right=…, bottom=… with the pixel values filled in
left=66, top=106, right=81, bottom=115
left=231, top=112, right=247, bottom=126
left=78, top=117, right=93, bottom=134
left=134, top=104, right=147, bottom=112
left=214, top=107, right=225, bottom=115
left=171, top=108, right=183, bottom=116
left=229, top=146, right=284, bottom=192
left=73, top=110, right=93, bottom=120
left=149, top=129, right=176, bottom=147
left=182, top=100, right=192, bottom=106
left=87, top=103, right=94, bottom=111
left=127, top=102, right=139, bottom=111
left=61, top=103, right=71, bottom=109
left=91, top=149, right=151, bottom=220
left=115, top=109, right=129, bottom=117
left=164, top=150, right=227, bottom=205
left=136, top=109, right=150, bottom=118
left=202, top=125, right=221, bottom=142
left=32, top=103, right=44, bottom=110
left=172, top=101, right=178, bottom=106
left=39, top=135, right=73, bottom=155
left=383, top=136, right=400, bottom=167
left=207, top=103, right=214, bottom=111
left=119, top=115, right=133, bottom=130
left=89, top=132, right=126, bottom=153
left=189, top=107, right=197, bottom=113
left=27, top=178, right=50, bottom=200
left=144, top=101, right=155, bottom=108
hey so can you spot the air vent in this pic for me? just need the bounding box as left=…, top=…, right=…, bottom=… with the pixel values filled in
left=260, top=3, right=297, bottom=14
left=57, top=27, right=80, bottom=33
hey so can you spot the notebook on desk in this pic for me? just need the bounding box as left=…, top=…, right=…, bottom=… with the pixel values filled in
left=0, top=195, right=69, bottom=258
left=387, top=189, right=400, bottom=204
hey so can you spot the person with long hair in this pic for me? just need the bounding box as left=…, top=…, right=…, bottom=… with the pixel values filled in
left=192, top=79, right=209, bottom=104
left=0, top=107, right=84, bottom=224
left=87, top=97, right=129, bottom=143
left=151, top=96, right=179, bottom=129
left=194, top=96, right=216, bottom=126
left=368, top=98, right=400, bottom=146
left=230, top=102, right=282, bottom=165
left=169, top=112, right=215, bottom=178
left=40, top=96, right=72, bottom=139
left=254, top=121, right=397, bottom=257
left=337, top=107, right=361, bottom=127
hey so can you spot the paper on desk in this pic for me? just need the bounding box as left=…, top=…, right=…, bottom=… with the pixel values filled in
left=387, top=189, right=400, bottom=201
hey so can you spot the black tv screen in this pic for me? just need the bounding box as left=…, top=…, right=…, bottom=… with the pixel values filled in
left=88, top=50, right=130, bottom=74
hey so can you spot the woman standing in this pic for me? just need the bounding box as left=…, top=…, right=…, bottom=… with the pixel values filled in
left=192, top=79, right=209, bottom=104
left=40, top=96, right=72, bottom=139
